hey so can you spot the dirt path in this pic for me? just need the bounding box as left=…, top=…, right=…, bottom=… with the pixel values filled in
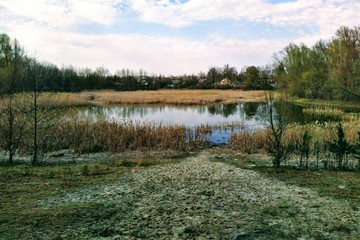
left=41, top=151, right=360, bottom=239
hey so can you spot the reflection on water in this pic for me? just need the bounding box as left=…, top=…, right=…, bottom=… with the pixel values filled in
left=72, top=102, right=360, bottom=144
left=76, top=102, right=273, bottom=128
left=74, top=102, right=307, bottom=144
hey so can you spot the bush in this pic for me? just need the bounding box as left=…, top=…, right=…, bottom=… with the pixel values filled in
left=329, top=123, right=353, bottom=169
left=265, top=96, right=295, bottom=168
left=298, top=130, right=311, bottom=169
left=81, top=164, right=90, bottom=176
left=353, top=131, right=360, bottom=170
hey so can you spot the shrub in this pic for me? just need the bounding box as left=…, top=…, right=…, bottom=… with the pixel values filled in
left=265, top=96, right=295, bottom=168
left=81, top=164, right=90, bottom=176
left=120, top=160, right=137, bottom=167
left=353, top=132, right=360, bottom=170
left=298, top=130, right=311, bottom=169
left=329, top=123, right=353, bottom=169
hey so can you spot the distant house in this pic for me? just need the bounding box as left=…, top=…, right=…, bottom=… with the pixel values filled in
left=215, top=78, right=238, bottom=87
left=219, top=78, right=232, bottom=85
left=137, top=76, right=149, bottom=86
left=197, top=78, right=214, bottom=88
left=168, top=78, right=181, bottom=88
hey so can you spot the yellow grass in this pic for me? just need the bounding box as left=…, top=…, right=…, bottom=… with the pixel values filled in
left=0, top=90, right=270, bottom=107
left=70, top=90, right=269, bottom=106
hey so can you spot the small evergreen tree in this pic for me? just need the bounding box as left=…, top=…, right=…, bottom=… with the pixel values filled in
left=299, top=130, right=311, bottom=170
left=353, top=131, right=360, bottom=170
left=329, top=123, right=352, bottom=169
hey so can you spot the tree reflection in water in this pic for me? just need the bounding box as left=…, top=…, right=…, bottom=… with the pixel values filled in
left=73, top=102, right=341, bottom=144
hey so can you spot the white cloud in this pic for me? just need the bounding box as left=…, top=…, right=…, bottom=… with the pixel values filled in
left=4, top=24, right=285, bottom=75
left=0, top=0, right=121, bottom=29
left=0, top=0, right=359, bottom=75
left=131, top=0, right=360, bottom=36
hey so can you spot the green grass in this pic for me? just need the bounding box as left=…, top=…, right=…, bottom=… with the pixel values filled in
left=290, top=97, right=360, bottom=110
left=0, top=153, right=187, bottom=239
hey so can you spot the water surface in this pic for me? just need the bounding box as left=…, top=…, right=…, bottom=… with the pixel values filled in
left=74, top=102, right=357, bottom=144
left=75, top=102, right=300, bottom=144
left=77, top=103, right=268, bottom=127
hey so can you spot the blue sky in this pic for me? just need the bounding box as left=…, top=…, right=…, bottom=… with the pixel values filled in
left=0, top=0, right=359, bottom=75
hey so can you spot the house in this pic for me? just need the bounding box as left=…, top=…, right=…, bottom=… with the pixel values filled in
left=167, top=78, right=181, bottom=88
left=218, top=78, right=233, bottom=86
left=137, top=76, right=149, bottom=86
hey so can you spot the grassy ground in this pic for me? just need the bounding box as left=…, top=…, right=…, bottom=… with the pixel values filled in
left=44, top=89, right=269, bottom=107
left=0, top=151, right=188, bottom=239
left=0, top=149, right=360, bottom=239
left=290, top=97, right=360, bottom=110
left=210, top=149, right=360, bottom=209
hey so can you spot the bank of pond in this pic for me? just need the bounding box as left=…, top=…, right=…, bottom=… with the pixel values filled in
left=1, top=101, right=360, bottom=169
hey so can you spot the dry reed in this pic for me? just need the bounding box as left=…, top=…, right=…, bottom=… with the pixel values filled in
left=58, top=90, right=268, bottom=106
left=230, top=121, right=360, bottom=169
left=230, top=130, right=267, bottom=154
left=48, top=120, right=210, bottom=154
left=302, top=107, right=344, bottom=122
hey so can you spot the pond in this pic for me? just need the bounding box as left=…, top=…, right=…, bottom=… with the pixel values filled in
left=74, top=102, right=307, bottom=144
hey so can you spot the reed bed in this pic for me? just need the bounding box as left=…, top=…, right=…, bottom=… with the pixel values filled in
left=302, top=107, right=345, bottom=122
left=46, top=120, right=211, bottom=154
left=1, top=90, right=268, bottom=109
left=230, top=121, right=360, bottom=169
left=0, top=92, right=89, bottom=110
left=41, top=92, right=90, bottom=108
left=62, top=90, right=268, bottom=106
left=230, top=130, right=267, bottom=154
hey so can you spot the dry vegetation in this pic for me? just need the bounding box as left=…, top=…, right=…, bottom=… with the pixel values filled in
left=230, top=110, right=360, bottom=169
left=53, top=120, right=209, bottom=153
left=1, top=151, right=359, bottom=239
left=59, top=89, right=268, bottom=106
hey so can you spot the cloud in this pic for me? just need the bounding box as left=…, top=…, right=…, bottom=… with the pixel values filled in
left=0, top=0, right=359, bottom=75
left=130, top=0, right=360, bottom=36
left=4, top=24, right=285, bottom=75
left=0, top=0, right=121, bottom=29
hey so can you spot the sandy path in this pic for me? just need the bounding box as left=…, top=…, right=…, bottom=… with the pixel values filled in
left=41, top=151, right=360, bottom=239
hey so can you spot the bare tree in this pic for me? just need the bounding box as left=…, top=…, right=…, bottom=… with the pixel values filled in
left=25, top=59, right=63, bottom=165
left=0, top=35, right=29, bottom=164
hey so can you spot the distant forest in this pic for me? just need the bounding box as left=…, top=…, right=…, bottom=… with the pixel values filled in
left=0, top=25, right=359, bottom=100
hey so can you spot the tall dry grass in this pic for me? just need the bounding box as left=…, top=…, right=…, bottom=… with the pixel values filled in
left=48, top=120, right=210, bottom=154
left=47, top=90, right=269, bottom=106
left=230, top=121, right=360, bottom=169
left=303, top=107, right=345, bottom=122
left=230, top=130, right=267, bottom=154
left=0, top=92, right=89, bottom=110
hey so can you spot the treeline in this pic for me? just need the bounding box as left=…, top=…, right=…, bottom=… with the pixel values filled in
left=274, top=26, right=360, bottom=101
left=1, top=25, right=359, bottom=97
left=0, top=33, right=273, bottom=93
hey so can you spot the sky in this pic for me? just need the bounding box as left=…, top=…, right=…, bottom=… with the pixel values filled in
left=0, top=0, right=359, bottom=75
